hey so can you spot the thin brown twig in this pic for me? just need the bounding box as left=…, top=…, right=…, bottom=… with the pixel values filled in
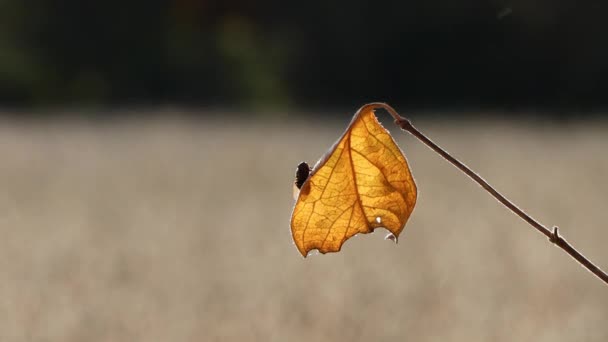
left=367, top=102, right=608, bottom=287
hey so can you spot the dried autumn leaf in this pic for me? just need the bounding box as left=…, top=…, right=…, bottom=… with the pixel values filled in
left=291, top=104, right=417, bottom=257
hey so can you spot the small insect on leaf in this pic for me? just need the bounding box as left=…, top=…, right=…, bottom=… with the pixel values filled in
left=290, top=104, right=417, bottom=257
left=293, top=162, right=311, bottom=200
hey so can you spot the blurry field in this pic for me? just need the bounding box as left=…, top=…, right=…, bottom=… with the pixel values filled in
left=0, top=112, right=607, bottom=341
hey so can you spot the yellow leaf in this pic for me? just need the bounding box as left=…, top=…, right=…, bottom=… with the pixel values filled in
left=291, top=104, right=417, bottom=256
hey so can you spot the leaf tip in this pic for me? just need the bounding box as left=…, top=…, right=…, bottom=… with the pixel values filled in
left=385, top=232, right=398, bottom=244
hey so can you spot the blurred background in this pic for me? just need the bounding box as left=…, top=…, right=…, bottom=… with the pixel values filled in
left=1, top=0, right=608, bottom=111
left=1, top=1, right=608, bottom=341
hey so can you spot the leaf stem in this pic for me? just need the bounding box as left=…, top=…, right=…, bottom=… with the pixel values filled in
left=368, top=102, right=608, bottom=287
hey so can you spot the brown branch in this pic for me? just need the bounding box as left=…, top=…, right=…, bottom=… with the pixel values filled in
left=368, top=102, right=608, bottom=287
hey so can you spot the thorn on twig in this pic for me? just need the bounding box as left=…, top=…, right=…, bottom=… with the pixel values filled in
left=550, top=226, right=560, bottom=244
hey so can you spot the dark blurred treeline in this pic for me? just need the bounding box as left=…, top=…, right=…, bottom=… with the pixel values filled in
left=1, top=0, right=607, bottom=112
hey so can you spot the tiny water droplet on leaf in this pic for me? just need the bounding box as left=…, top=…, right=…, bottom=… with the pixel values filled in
left=290, top=104, right=417, bottom=256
